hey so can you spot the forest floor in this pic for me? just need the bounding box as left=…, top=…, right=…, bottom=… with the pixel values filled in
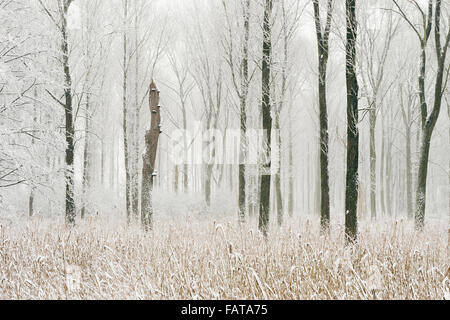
left=0, top=214, right=448, bottom=299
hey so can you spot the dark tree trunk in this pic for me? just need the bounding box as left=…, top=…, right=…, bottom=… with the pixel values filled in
left=415, top=0, right=449, bottom=229
left=29, top=191, right=34, bottom=217
left=258, top=0, right=273, bottom=236
left=62, top=1, right=75, bottom=226
left=313, top=0, right=333, bottom=231
left=344, top=0, right=359, bottom=243
left=447, top=100, right=449, bottom=223
left=416, top=127, right=432, bottom=229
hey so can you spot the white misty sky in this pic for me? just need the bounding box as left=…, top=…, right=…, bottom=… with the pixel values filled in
left=68, top=2, right=81, bottom=30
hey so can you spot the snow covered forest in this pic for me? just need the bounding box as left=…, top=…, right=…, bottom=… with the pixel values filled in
left=0, top=0, right=449, bottom=300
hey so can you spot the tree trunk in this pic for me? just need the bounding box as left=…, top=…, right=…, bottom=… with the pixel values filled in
left=344, top=0, right=359, bottom=243
left=447, top=100, right=449, bottom=224
left=205, top=164, right=213, bottom=206
left=141, top=81, right=161, bottom=231
left=274, top=114, right=283, bottom=226
left=174, top=165, right=179, bottom=193
left=414, top=0, right=448, bottom=229
left=238, top=0, right=250, bottom=223
left=132, top=9, right=140, bottom=222
left=182, top=108, right=188, bottom=193
left=62, top=1, right=75, bottom=225
left=110, top=128, right=116, bottom=191
left=141, top=131, right=154, bottom=232
left=380, top=119, right=386, bottom=216
left=313, top=0, right=332, bottom=231
left=307, top=144, right=311, bottom=213
left=101, top=136, right=105, bottom=186
left=386, top=122, right=393, bottom=216
left=400, top=83, right=413, bottom=219
left=81, top=94, right=91, bottom=219
left=288, top=108, right=294, bottom=217
left=405, top=124, right=413, bottom=219
left=415, top=127, right=432, bottom=229
left=204, top=115, right=214, bottom=206
left=318, top=76, right=330, bottom=229
left=258, top=0, right=273, bottom=236
left=369, top=102, right=377, bottom=219
left=29, top=88, right=38, bottom=218
left=122, top=0, right=132, bottom=224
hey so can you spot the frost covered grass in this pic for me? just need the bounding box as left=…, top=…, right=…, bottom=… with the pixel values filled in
left=0, top=214, right=448, bottom=300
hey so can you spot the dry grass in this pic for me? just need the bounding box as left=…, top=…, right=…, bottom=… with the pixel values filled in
left=0, top=214, right=448, bottom=300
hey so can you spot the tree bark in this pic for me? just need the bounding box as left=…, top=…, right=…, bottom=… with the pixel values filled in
left=174, top=165, right=179, bottom=193
left=238, top=0, right=250, bottom=223
left=122, top=0, right=132, bottom=224
left=405, top=124, right=412, bottom=218
left=386, top=115, right=393, bottom=216
left=258, top=0, right=273, bottom=236
left=380, top=118, right=386, bottom=216
left=274, top=114, right=283, bottom=226
left=414, top=0, right=449, bottom=230
left=29, top=87, right=38, bottom=218
left=344, top=0, right=359, bottom=243
left=61, top=0, right=75, bottom=226
left=141, top=81, right=161, bottom=231
left=313, top=0, right=333, bottom=231
left=132, top=8, right=140, bottom=222
left=400, top=84, right=414, bottom=219
left=81, top=94, right=91, bottom=219
left=369, top=102, right=377, bottom=219
left=287, top=107, right=294, bottom=217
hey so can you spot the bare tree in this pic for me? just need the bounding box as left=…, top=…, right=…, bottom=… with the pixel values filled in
left=392, top=0, right=450, bottom=230
left=399, top=74, right=418, bottom=219
left=345, top=0, right=360, bottom=243
left=270, top=0, right=305, bottom=226
left=79, top=0, right=108, bottom=219
left=38, top=0, right=76, bottom=225
left=166, top=51, right=195, bottom=194
left=121, top=0, right=132, bottom=224
left=313, top=0, right=333, bottom=231
left=259, top=0, right=274, bottom=236
left=188, top=3, right=225, bottom=208
left=130, top=0, right=165, bottom=222
left=141, top=81, right=161, bottom=231
left=358, top=1, right=398, bottom=219
left=222, top=0, right=252, bottom=222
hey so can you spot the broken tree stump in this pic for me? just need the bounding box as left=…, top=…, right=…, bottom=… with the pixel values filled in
left=141, top=80, right=161, bottom=231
